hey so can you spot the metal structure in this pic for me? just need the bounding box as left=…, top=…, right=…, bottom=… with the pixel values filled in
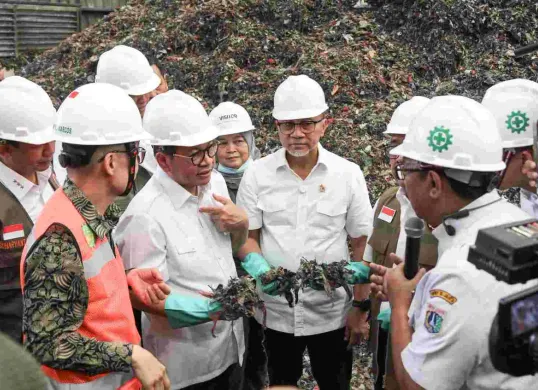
left=0, top=0, right=126, bottom=57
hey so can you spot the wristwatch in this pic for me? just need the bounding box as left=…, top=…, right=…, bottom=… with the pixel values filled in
left=352, top=298, right=371, bottom=312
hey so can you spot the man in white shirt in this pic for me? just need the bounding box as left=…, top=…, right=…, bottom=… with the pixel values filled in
left=0, top=79, right=57, bottom=342
left=237, top=75, right=373, bottom=389
left=362, top=97, right=438, bottom=390
left=115, top=90, right=248, bottom=390
left=370, top=95, right=536, bottom=389
left=482, top=79, right=538, bottom=216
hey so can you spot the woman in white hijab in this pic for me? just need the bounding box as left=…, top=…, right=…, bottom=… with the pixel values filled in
left=210, top=102, right=265, bottom=390
left=210, top=102, right=261, bottom=203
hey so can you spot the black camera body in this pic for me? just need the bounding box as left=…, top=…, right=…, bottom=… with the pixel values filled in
left=468, top=219, right=538, bottom=376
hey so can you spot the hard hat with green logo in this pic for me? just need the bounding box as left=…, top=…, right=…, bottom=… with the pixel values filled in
left=0, top=78, right=56, bottom=144
left=390, top=95, right=505, bottom=172
left=383, top=96, right=430, bottom=135
left=481, top=79, right=538, bottom=149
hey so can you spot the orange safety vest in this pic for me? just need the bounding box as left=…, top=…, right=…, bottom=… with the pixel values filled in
left=20, top=189, right=141, bottom=389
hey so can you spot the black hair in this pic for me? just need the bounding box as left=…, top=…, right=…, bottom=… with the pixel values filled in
left=59, top=142, right=132, bottom=168
left=153, top=145, right=176, bottom=156
left=59, top=143, right=100, bottom=168
left=0, top=139, right=19, bottom=147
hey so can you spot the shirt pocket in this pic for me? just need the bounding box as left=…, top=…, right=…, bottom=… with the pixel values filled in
left=257, top=198, right=288, bottom=227
left=313, top=201, right=347, bottom=233
left=171, top=241, right=200, bottom=280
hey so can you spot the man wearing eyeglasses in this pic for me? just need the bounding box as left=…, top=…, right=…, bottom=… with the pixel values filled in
left=115, top=90, right=248, bottom=389
left=362, top=97, right=438, bottom=390
left=369, top=96, right=536, bottom=390
left=236, top=75, right=373, bottom=389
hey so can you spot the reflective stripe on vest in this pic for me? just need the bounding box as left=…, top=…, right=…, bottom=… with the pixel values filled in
left=46, top=373, right=139, bottom=390
left=83, top=241, right=115, bottom=279
left=20, top=189, right=141, bottom=387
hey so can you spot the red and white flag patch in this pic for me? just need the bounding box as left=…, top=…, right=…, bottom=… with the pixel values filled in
left=3, top=224, right=25, bottom=240
left=378, top=206, right=396, bottom=223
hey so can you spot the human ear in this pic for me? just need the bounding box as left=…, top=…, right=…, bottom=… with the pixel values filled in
left=156, top=152, right=173, bottom=175
left=428, top=171, right=443, bottom=199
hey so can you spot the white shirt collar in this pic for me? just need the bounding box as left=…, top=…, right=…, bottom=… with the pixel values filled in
left=0, top=161, right=52, bottom=201
left=154, top=167, right=212, bottom=211
left=431, top=191, right=501, bottom=253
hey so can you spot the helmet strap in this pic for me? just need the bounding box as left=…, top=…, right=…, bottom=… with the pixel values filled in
left=120, top=142, right=137, bottom=197
left=492, top=150, right=516, bottom=191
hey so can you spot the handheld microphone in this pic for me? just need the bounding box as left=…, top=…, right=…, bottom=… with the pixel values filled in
left=404, top=217, right=425, bottom=280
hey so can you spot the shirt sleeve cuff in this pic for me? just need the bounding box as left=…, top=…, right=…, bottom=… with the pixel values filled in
left=346, top=226, right=370, bottom=239
left=248, top=217, right=262, bottom=230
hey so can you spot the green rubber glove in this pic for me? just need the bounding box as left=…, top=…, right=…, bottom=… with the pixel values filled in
left=164, top=293, right=223, bottom=329
left=344, top=262, right=371, bottom=284
left=377, top=306, right=392, bottom=331
left=242, top=253, right=279, bottom=295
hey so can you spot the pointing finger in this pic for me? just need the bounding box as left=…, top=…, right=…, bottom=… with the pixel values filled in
left=212, top=193, right=231, bottom=205
left=199, top=206, right=224, bottom=215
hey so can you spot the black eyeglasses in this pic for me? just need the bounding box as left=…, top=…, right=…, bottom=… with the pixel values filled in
left=395, top=163, right=444, bottom=180
left=173, top=141, right=218, bottom=167
left=98, top=147, right=146, bottom=164
left=276, top=118, right=325, bottom=135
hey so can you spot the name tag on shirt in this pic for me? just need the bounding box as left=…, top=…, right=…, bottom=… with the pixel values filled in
left=378, top=206, right=395, bottom=223
left=2, top=224, right=25, bottom=240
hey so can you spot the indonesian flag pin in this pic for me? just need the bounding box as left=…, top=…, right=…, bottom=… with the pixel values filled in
left=319, top=184, right=326, bottom=193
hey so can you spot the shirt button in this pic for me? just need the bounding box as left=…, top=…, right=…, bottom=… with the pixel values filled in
left=299, top=186, right=306, bottom=193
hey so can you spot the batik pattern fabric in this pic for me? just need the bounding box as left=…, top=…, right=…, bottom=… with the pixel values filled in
left=22, top=178, right=131, bottom=375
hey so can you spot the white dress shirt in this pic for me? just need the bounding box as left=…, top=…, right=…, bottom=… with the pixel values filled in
left=402, top=191, right=536, bottom=389
left=237, top=144, right=372, bottom=336
left=114, top=168, right=244, bottom=390
left=0, top=162, right=55, bottom=223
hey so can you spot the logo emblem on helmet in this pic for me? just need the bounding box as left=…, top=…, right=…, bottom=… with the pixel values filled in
left=506, top=111, right=529, bottom=134
left=427, top=126, right=453, bottom=153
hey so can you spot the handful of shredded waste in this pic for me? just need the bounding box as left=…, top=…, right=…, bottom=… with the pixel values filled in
left=296, top=259, right=354, bottom=300
left=259, top=267, right=300, bottom=308
left=208, top=276, right=266, bottom=337
left=260, top=259, right=353, bottom=307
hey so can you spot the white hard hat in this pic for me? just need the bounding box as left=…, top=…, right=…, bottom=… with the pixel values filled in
left=272, top=75, right=329, bottom=120
left=0, top=79, right=56, bottom=144
left=54, top=83, right=151, bottom=145
left=0, top=76, right=56, bottom=112
left=390, top=95, right=505, bottom=172
left=143, top=90, right=218, bottom=147
left=384, top=96, right=430, bottom=135
left=209, top=102, right=255, bottom=136
left=481, top=79, right=538, bottom=149
left=95, top=45, right=161, bottom=96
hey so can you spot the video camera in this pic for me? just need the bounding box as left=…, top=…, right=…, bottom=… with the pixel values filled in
left=468, top=220, right=538, bottom=376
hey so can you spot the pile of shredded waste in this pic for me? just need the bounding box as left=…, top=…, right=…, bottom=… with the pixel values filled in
left=3, top=0, right=536, bottom=201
